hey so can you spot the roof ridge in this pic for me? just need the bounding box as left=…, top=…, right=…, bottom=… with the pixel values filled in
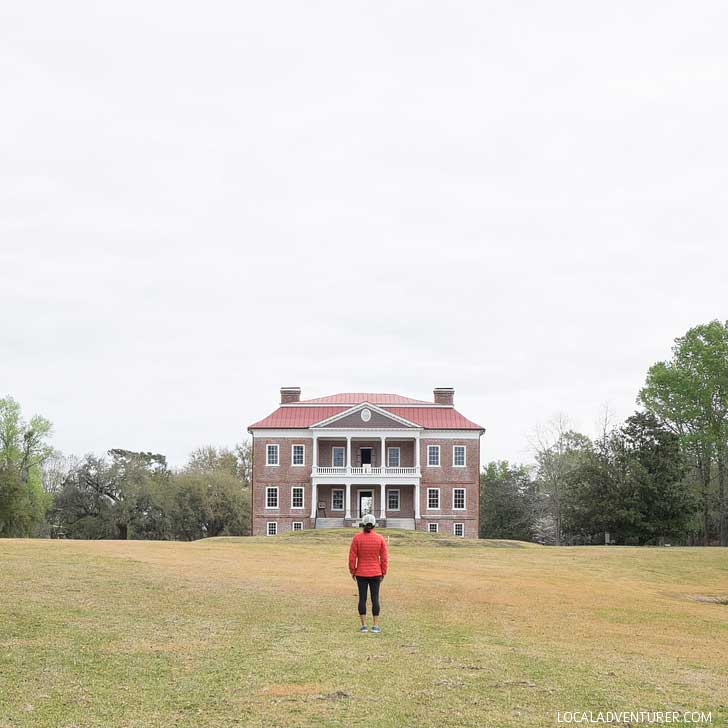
left=298, top=392, right=433, bottom=405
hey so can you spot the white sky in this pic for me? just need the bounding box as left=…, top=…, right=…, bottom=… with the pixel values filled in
left=2, top=1, right=727, bottom=468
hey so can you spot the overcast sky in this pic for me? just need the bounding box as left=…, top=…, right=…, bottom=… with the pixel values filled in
left=2, top=1, right=727, bottom=468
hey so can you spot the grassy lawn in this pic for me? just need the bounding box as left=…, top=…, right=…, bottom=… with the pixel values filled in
left=1, top=530, right=727, bottom=727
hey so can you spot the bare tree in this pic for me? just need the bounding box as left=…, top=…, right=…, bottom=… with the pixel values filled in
left=531, top=414, right=591, bottom=546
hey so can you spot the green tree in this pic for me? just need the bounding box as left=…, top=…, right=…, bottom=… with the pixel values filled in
left=620, top=412, right=694, bottom=542
left=170, top=470, right=247, bottom=540
left=235, top=441, right=253, bottom=489
left=176, top=443, right=252, bottom=537
left=54, top=450, right=172, bottom=539
left=53, top=455, right=119, bottom=539
left=564, top=413, right=694, bottom=544
left=480, top=461, right=537, bottom=541
left=0, top=396, right=54, bottom=536
left=639, top=320, right=728, bottom=545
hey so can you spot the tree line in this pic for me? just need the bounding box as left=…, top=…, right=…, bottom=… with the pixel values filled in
left=480, top=320, right=728, bottom=546
left=4, top=319, right=727, bottom=545
left=0, top=398, right=251, bottom=540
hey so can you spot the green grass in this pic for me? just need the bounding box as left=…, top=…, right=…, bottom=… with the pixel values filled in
left=1, top=531, right=727, bottom=727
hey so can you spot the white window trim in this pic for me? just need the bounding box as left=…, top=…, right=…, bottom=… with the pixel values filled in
left=292, top=521, right=304, bottom=531
left=452, top=487, right=466, bottom=510
left=332, top=446, right=345, bottom=467
left=331, top=488, right=345, bottom=511
left=428, top=523, right=439, bottom=533
left=427, top=445, right=440, bottom=467
left=265, top=486, right=279, bottom=509
left=452, top=445, right=466, bottom=467
left=387, top=447, right=400, bottom=467
left=266, top=521, right=278, bottom=536
left=387, top=488, right=400, bottom=512
left=266, top=444, right=279, bottom=466
left=454, top=523, right=464, bottom=537
left=291, top=444, right=305, bottom=467
left=291, top=486, right=305, bottom=509
left=427, top=487, right=440, bottom=510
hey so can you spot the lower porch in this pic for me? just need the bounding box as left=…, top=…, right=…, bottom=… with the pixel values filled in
left=313, top=483, right=418, bottom=528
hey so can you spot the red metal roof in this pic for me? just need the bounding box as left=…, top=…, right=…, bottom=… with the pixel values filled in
left=386, top=407, right=483, bottom=430
left=299, top=392, right=432, bottom=405
left=248, top=403, right=484, bottom=431
left=248, top=406, right=347, bottom=429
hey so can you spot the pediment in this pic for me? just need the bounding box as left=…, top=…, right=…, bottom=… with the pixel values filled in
left=313, top=403, right=418, bottom=429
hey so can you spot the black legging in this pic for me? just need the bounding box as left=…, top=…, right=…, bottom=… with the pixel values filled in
left=356, top=575, right=382, bottom=616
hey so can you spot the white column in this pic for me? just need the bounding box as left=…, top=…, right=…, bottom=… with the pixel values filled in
left=381, top=436, right=386, bottom=470
left=380, top=482, right=386, bottom=520
left=415, top=433, right=421, bottom=520
left=346, top=436, right=352, bottom=470
left=310, top=481, right=317, bottom=519
left=345, top=482, right=351, bottom=520
left=312, top=433, right=317, bottom=472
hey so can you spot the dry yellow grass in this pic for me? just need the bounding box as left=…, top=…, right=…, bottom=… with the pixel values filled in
left=1, top=530, right=726, bottom=727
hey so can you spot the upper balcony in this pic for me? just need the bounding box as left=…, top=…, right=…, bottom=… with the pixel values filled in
left=311, top=435, right=421, bottom=482
left=313, top=465, right=420, bottom=477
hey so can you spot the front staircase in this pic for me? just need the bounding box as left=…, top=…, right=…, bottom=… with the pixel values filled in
left=314, top=516, right=415, bottom=530
left=315, top=517, right=345, bottom=529
left=384, top=518, right=416, bottom=530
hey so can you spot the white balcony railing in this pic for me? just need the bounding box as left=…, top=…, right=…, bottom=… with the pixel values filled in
left=313, top=466, right=420, bottom=477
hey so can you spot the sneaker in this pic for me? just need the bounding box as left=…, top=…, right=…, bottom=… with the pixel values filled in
left=359, top=625, right=368, bottom=633
left=371, top=626, right=381, bottom=633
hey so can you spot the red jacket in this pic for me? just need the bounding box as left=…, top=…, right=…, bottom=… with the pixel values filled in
left=348, top=530, right=388, bottom=577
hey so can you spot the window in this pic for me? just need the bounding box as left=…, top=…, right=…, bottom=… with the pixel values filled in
left=292, top=521, right=303, bottom=531
left=453, top=488, right=466, bottom=510
left=428, top=523, right=439, bottom=533
left=387, top=489, right=400, bottom=511
left=292, top=444, right=305, bottom=466
left=266, top=487, right=279, bottom=509
left=427, top=488, right=440, bottom=510
left=267, top=522, right=278, bottom=536
left=454, top=523, right=464, bottom=537
left=427, top=445, right=440, bottom=466
left=387, top=447, right=400, bottom=467
left=332, top=489, right=344, bottom=511
left=291, top=486, right=304, bottom=509
left=332, top=447, right=345, bottom=467
left=266, top=444, right=279, bottom=466
left=453, top=445, right=466, bottom=467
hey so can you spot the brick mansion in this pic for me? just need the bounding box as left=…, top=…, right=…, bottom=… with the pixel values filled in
left=248, top=388, right=484, bottom=538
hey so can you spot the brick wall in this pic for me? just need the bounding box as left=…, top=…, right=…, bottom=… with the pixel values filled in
left=417, top=437, right=479, bottom=538
left=252, top=436, right=313, bottom=535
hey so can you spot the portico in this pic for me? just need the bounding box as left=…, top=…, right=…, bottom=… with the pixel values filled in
left=309, top=425, right=422, bottom=525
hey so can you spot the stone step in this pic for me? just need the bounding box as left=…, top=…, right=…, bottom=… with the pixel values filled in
left=316, top=518, right=345, bottom=529
left=384, top=518, right=416, bottom=530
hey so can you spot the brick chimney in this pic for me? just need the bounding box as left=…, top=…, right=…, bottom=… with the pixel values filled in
left=433, top=387, right=454, bottom=406
left=280, top=387, right=301, bottom=404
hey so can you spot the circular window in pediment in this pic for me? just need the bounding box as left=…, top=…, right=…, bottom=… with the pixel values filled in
left=361, top=408, right=372, bottom=422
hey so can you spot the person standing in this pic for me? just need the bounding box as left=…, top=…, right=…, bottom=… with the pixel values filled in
left=348, top=513, right=388, bottom=633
